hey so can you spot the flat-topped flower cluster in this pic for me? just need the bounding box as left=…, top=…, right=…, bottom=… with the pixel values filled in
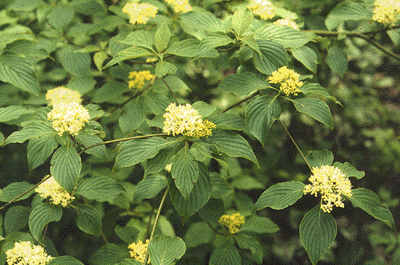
left=128, top=239, right=150, bottom=263
left=372, top=0, right=400, bottom=26
left=6, top=241, right=53, bottom=265
left=219, top=213, right=245, bottom=234
left=46, top=86, right=90, bottom=136
left=269, top=66, right=303, bottom=96
left=35, top=175, right=75, bottom=207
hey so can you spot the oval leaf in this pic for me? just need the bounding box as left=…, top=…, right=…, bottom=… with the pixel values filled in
left=75, top=176, right=123, bottom=202
left=29, top=201, right=62, bottom=243
left=134, top=174, right=167, bottom=202
left=255, top=181, right=305, bottom=210
left=75, top=204, right=102, bottom=235
left=218, top=72, right=269, bottom=96
left=0, top=182, right=35, bottom=202
left=305, top=150, right=334, bottom=168
left=252, top=39, right=288, bottom=75
left=48, top=256, right=84, bottom=265
left=292, top=98, right=333, bottom=129
left=209, top=243, right=241, bottom=265
left=149, top=236, right=186, bottom=265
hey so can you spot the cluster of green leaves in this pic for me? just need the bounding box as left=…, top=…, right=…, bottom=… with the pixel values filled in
left=0, top=0, right=398, bottom=264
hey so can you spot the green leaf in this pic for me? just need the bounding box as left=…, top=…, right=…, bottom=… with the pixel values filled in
left=115, top=224, right=139, bottom=244
left=198, top=198, right=225, bottom=225
left=209, top=243, right=241, bottom=265
left=252, top=40, right=288, bottom=75
left=292, top=98, right=333, bottom=129
left=67, top=76, right=96, bottom=95
left=114, top=259, right=141, bottom=265
left=241, top=35, right=262, bottom=55
left=306, top=150, right=334, bottom=168
left=171, top=147, right=199, bottom=199
left=50, top=145, right=82, bottom=192
left=255, top=24, right=310, bottom=48
left=7, top=0, right=44, bottom=11
left=325, top=1, right=372, bottom=31
left=27, top=136, right=58, bottom=171
left=300, top=83, right=340, bottom=104
left=145, top=147, right=176, bottom=176
left=114, top=137, right=168, bottom=169
left=232, top=175, right=264, bottom=190
left=184, top=221, right=214, bottom=248
left=0, top=54, right=40, bottom=95
left=235, top=233, right=263, bottom=264
left=326, top=46, right=348, bottom=77
left=134, top=174, right=167, bottom=202
left=208, top=113, right=246, bottom=131
left=4, top=206, right=30, bottom=235
left=192, top=101, right=216, bottom=118
left=5, top=121, right=57, bottom=144
left=246, top=95, right=281, bottom=145
left=119, top=99, right=146, bottom=134
left=0, top=106, right=33, bottom=123
left=75, top=204, right=102, bottom=235
left=0, top=131, right=4, bottom=145
left=58, top=45, right=91, bottom=76
left=209, top=131, right=259, bottom=166
left=292, top=46, right=318, bottom=73
left=255, top=181, right=305, bottom=210
left=170, top=163, right=212, bottom=221
left=48, top=256, right=84, bottom=265
left=74, top=134, right=107, bottom=161
left=119, top=30, right=154, bottom=49
left=240, top=215, right=279, bottom=234
left=300, top=206, right=337, bottom=265
left=180, top=11, right=225, bottom=39
left=348, top=188, right=395, bottom=229
left=149, top=236, right=186, bottom=265
left=155, top=60, right=177, bottom=78
left=0, top=182, right=35, bottom=202
left=197, top=32, right=234, bottom=58
left=89, top=244, right=129, bottom=265
left=47, top=5, right=74, bottom=29
left=75, top=176, right=123, bottom=202
left=93, top=81, right=129, bottom=103
left=218, top=72, right=269, bottom=96
left=333, top=162, right=365, bottom=179
left=232, top=8, right=253, bottom=37
left=155, top=22, right=171, bottom=52
left=104, top=46, right=154, bottom=69
left=94, top=51, right=108, bottom=71
left=166, top=39, right=200, bottom=57
left=29, top=201, right=62, bottom=243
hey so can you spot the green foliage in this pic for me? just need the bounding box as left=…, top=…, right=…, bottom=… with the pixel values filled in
left=0, top=0, right=398, bottom=264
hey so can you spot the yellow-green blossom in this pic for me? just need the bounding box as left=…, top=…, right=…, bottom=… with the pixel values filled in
left=268, top=66, right=303, bottom=96
left=6, top=241, right=53, bottom=265
left=372, top=0, right=400, bottom=26
left=128, top=71, right=154, bottom=89
left=219, top=213, right=245, bottom=234
left=35, top=175, right=75, bottom=207
left=165, top=0, right=192, bottom=13
left=248, top=0, right=275, bottom=20
left=162, top=103, right=216, bottom=138
left=303, top=165, right=353, bottom=213
left=165, top=163, right=172, bottom=172
left=273, top=18, right=300, bottom=30
left=46, top=86, right=82, bottom=106
left=47, top=102, right=90, bottom=136
left=122, top=2, right=158, bottom=25
left=128, top=240, right=150, bottom=263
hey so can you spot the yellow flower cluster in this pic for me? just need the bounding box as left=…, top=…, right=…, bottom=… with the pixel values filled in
left=273, top=18, right=300, bottom=30
left=248, top=0, right=275, bottom=20
left=165, top=0, right=192, bottom=13
left=303, top=165, right=353, bottom=213
left=128, top=240, right=150, bottom=263
left=6, top=241, right=53, bottom=265
left=372, top=0, right=400, bottom=26
left=162, top=103, right=216, bottom=138
left=128, top=71, right=154, bottom=89
left=268, top=66, right=303, bottom=96
left=122, top=2, right=158, bottom=25
left=46, top=86, right=82, bottom=106
left=218, top=213, right=245, bottom=234
left=35, top=175, right=75, bottom=207
left=47, top=102, right=90, bottom=136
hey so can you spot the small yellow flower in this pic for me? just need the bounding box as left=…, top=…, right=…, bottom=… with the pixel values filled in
left=372, top=0, right=400, bottom=26
left=46, top=86, right=82, bottom=106
left=303, top=165, right=352, bottom=213
left=162, top=103, right=216, bottom=138
left=122, top=2, right=158, bottom=25
left=165, top=0, right=192, bottom=13
left=219, top=213, right=245, bottom=234
left=248, top=0, right=275, bottom=20
left=6, top=241, right=53, bottom=265
left=35, top=175, right=75, bottom=207
left=128, top=240, right=150, bottom=263
left=47, top=102, right=90, bottom=136
left=273, top=18, right=300, bottom=30
left=268, top=66, right=303, bottom=96
left=165, top=163, right=172, bottom=172
left=128, top=71, right=154, bottom=89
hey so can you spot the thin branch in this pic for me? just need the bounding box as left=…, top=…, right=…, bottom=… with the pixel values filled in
left=361, top=25, right=400, bottom=35
left=0, top=175, right=52, bottom=211
left=161, top=77, right=180, bottom=105
left=279, top=120, right=312, bottom=171
left=142, top=186, right=169, bottom=265
left=219, top=91, right=261, bottom=114
left=78, top=133, right=167, bottom=155
left=304, top=30, right=400, bottom=61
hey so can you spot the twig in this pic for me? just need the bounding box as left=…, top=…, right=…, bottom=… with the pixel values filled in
left=161, top=77, right=180, bottom=105
left=219, top=91, right=261, bottom=113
